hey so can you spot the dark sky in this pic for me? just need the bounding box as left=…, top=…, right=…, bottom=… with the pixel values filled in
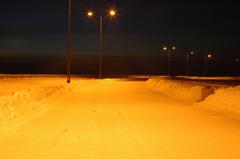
left=1, top=0, right=240, bottom=57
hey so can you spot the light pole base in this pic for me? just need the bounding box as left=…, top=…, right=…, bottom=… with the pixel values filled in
left=67, top=76, right=71, bottom=83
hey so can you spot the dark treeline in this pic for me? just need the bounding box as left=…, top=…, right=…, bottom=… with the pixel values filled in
left=1, top=54, right=239, bottom=76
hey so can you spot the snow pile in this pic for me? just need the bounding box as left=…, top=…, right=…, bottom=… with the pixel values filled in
left=200, top=86, right=240, bottom=113
left=0, top=84, right=67, bottom=140
left=147, top=77, right=204, bottom=102
left=177, top=76, right=240, bottom=81
left=147, top=77, right=240, bottom=114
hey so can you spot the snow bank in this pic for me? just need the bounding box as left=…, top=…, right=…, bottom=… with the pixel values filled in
left=147, top=77, right=205, bottom=102
left=199, top=86, right=240, bottom=113
left=0, top=84, right=68, bottom=140
left=176, top=76, right=240, bottom=81
left=0, top=77, right=100, bottom=140
left=148, top=77, right=240, bottom=114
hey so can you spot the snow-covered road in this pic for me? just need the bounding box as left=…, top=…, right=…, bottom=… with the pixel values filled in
left=0, top=78, right=240, bottom=159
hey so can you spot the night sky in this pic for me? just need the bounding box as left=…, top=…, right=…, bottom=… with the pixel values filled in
left=0, top=0, right=240, bottom=75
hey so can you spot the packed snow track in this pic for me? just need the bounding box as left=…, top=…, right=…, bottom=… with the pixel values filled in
left=0, top=77, right=240, bottom=159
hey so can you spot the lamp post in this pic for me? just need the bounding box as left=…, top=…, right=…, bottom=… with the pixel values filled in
left=235, top=58, right=239, bottom=76
left=125, top=33, right=129, bottom=78
left=204, top=53, right=213, bottom=76
left=66, top=0, right=72, bottom=83
left=99, top=14, right=103, bottom=79
left=148, top=41, right=152, bottom=78
left=186, top=51, right=195, bottom=76
left=163, top=46, right=176, bottom=76
left=87, top=9, right=117, bottom=79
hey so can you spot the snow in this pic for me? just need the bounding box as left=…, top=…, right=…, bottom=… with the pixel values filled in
left=0, top=78, right=68, bottom=140
left=176, top=76, right=240, bottom=81
left=200, top=86, right=240, bottom=113
left=147, top=76, right=240, bottom=114
left=147, top=77, right=205, bottom=102
left=0, top=76, right=240, bottom=159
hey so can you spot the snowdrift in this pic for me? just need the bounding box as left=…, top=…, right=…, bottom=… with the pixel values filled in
left=176, top=76, right=240, bottom=81
left=200, top=86, right=240, bottom=113
left=147, top=77, right=240, bottom=114
left=147, top=77, right=205, bottom=102
left=0, top=84, right=68, bottom=140
left=0, top=77, right=98, bottom=140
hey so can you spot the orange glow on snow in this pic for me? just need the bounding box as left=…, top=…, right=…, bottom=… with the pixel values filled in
left=0, top=77, right=240, bottom=158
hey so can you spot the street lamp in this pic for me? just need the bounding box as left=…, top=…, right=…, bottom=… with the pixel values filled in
left=109, top=10, right=116, bottom=16
left=204, top=52, right=214, bottom=76
left=66, top=0, right=72, bottom=83
left=87, top=11, right=93, bottom=17
left=186, top=51, right=195, bottom=76
left=87, top=9, right=117, bottom=79
left=163, top=46, right=176, bottom=76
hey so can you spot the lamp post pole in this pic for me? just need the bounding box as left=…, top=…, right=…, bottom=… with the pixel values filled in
left=99, top=15, right=103, bottom=79
left=167, top=48, right=171, bottom=76
left=148, top=41, right=152, bottom=78
left=204, top=56, right=208, bottom=76
left=125, top=33, right=129, bottom=78
left=186, top=51, right=194, bottom=76
left=186, top=52, right=189, bottom=76
left=66, top=0, right=72, bottom=83
left=205, top=53, right=213, bottom=77
left=163, top=46, right=175, bottom=76
left=236, top=58, right=240, bottom=76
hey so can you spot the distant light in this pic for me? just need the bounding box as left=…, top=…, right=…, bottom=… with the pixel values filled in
left=207, top=54, right=212, bottom=58
left=190, top=51, right=194, bottom=55
left=236, top=58, right=240, bottom=62
left=87, top=11, right=93, bottom=17
left=109, top=10, right=116, bottom=16
left=172, top=46, right=176, bottom=50
left=163, top=47, right=167, bottom=50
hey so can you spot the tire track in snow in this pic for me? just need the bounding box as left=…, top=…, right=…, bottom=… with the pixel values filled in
left=50, top=128, right=69, bottom=148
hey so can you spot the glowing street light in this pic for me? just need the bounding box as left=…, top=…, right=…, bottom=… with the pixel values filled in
left=87, top=11, right=93, bottom=17
left=163, top=46, right=176, bottom=76
left=109, top=10, right=116, bottom=17
left=205, top=53, right=214, bottom=76
left=186, top=51, right=196, bottom=76
left=207, top=54, right=212, bottom=59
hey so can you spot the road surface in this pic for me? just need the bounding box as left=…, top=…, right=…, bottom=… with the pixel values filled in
left=0, top=78, right=240, bottom=159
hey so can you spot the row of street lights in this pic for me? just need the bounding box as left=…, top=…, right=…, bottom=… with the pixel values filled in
left=66, top=0, right=117, bottom=83
left=66, top=1, right=234, bottom=81
left=162, top=46, right=214, bottom=76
